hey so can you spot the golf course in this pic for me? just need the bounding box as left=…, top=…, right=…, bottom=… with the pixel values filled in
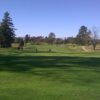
left=0, top=44, right=100, bottom=100
left=0, top=0, right=100, bottom=99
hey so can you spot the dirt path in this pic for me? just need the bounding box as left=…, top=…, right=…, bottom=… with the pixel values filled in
left=81, top=46, right=89, bottom=52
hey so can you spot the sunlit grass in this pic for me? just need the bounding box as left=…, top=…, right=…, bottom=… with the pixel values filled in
left=0, top=44, right=100, bottom=100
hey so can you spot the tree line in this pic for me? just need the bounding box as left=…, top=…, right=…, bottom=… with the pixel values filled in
left=0, top=12, right=100, bottom=50
left=19, top=26, right=100, bottom=50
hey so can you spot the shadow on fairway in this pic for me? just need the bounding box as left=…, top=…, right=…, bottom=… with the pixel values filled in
left=0, top=55, right=100, bottom=72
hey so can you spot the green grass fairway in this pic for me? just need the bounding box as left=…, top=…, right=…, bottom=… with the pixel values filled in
left=0, top=44, right=100, bottom=100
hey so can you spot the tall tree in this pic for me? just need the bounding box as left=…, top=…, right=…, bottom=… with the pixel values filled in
left=0, top=11, right=15, bottom=48
left=24, top=34, right=30, bottom=43
left=48, top=32, right=56, bottom=44
left=76, top=25, right=91, bottom=45
left=0, top=25, right=5, bottom=47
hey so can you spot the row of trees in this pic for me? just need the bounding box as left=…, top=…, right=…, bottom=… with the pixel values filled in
left=20, top=26, right=99, bottom=50
left=0, top=12, right=100, bottom=50
left=76, top=26, right=99, bottom=50
left=15, top=33, right=67, bottom=45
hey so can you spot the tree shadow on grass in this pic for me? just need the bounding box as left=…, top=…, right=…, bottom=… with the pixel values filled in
left=0, top=55, right=100, bottom=72
left=0, top=55, right=100, bottom=86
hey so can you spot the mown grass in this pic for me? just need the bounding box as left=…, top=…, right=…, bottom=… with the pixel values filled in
left=0, top=44, right=100, bottom=100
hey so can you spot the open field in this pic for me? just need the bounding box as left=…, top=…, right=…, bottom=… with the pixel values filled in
left=0, top=44, right=100, bottom=100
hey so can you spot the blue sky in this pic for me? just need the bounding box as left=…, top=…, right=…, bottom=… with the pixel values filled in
left=0, top=0, right=100, bottom=38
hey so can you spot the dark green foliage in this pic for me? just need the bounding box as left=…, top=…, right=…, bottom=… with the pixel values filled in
left=56, top=38, right=64, bottom=44
left=47, top=32, right=56, bottom=44
left=0, top=12, right=15, bottom=48
left=0, top=26, right=5, bottom=47
left=76, top=25, right=91, bottom=45
left=30, top=36, right=44, bottom=45
left=66, top=37, right=75, bottom=44
left=18, top=39, right=24, bottom=50
left=24, top=34, right=30, bottom=43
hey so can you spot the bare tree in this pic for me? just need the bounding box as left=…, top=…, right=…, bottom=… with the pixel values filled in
left=90, top=27, right=99, bottom=50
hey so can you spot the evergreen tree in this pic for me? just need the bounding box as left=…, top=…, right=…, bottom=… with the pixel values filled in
left=0, top=12, right=15, bottom=48
left=0, top=25, right=5, bottom=47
